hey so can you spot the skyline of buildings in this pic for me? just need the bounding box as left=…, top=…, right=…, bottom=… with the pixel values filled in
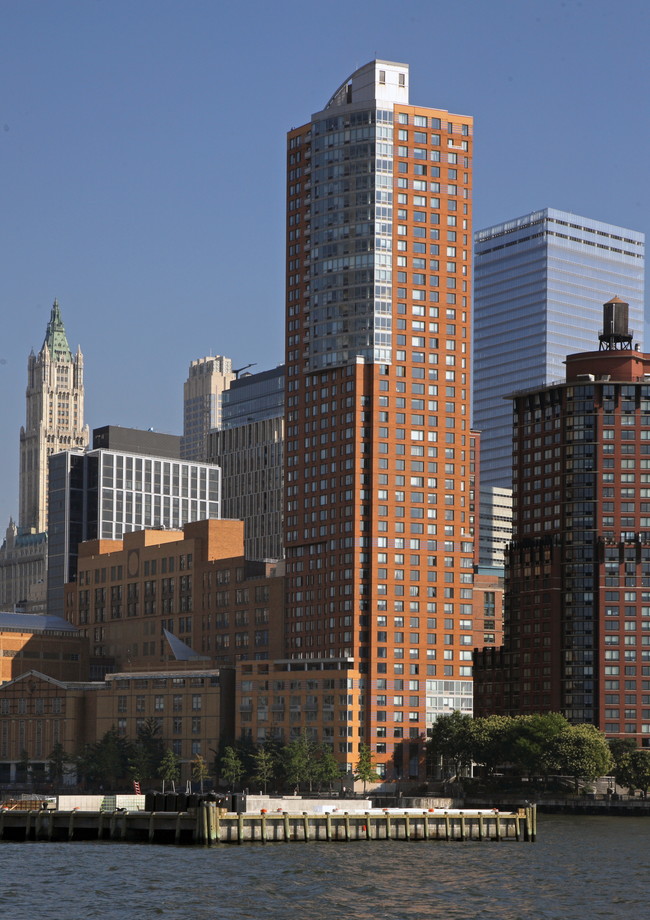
left=1, top=56, right=649, bottom=785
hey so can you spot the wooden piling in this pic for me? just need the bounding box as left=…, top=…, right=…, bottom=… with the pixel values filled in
left=208, top=806, right=217, bottom=845
left=201, top=804, right=209, bottom=846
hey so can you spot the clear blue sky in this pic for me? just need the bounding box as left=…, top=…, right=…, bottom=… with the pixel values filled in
left=1, top=0, right=649, bottom=528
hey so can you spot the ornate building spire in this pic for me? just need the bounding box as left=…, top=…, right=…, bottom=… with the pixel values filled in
left=42, top=299, right=72, bottom=362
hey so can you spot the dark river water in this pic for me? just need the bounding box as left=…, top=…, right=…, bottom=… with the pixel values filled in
left=0, top=815, right=647, bottom=919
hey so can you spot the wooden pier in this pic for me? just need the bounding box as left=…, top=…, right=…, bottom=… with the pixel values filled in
left=0, top=805, right=536, bottom=845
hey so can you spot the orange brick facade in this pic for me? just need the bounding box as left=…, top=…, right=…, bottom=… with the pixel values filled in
left=64, top=520, right=284, bottom=676
left=284, top=63, right=474, bottom=777
left=235, top=659, right=362, bottom=756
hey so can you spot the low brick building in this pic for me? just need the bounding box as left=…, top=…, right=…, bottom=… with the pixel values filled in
left=96, top=665, right=235, bottom=776
left=0, top=670, right=99, bottom=784
left=236, top=659, right=364, bottom=766
left=64, top=519, right=284, bottom=676
left=0, top=612, right=88, bottom=683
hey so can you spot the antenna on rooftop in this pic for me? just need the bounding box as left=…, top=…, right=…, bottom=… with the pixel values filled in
left=233, top=362, right=257, bottom=379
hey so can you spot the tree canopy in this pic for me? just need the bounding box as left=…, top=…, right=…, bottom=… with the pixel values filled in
left=426, top=711, right=613, bottom=787
left=614, top=749, right=650, bottom=795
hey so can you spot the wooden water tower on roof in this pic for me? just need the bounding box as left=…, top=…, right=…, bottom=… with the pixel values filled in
left=598, top=296, right=634, bottom=350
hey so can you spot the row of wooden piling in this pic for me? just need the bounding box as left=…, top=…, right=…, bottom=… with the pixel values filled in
left=0, top=805, right=536, bottom=845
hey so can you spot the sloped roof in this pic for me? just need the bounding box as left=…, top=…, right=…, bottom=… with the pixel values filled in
left=0, top=612, right=78, bottom=633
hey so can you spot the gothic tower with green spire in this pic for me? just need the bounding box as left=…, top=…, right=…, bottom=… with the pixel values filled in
left=19, top=300, right=89, bottom=533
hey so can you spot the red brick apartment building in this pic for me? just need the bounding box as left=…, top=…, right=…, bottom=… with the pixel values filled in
left=475, top=298, right=650, bottom=746
left=284, top=60, right=474, bottom=777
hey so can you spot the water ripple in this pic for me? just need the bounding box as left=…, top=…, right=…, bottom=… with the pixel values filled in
left=0, top=816, right=647, bottom=920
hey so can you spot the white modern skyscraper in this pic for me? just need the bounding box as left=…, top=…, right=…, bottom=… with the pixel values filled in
left=474, top=208, right=644, bottom=490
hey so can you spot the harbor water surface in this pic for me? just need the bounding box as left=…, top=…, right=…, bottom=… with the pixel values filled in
left=0, top=814, right=647, bottom=919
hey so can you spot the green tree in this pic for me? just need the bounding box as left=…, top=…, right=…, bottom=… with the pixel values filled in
left=18, top=748, right=31, bottom=785
left=251, top=747, right=275, bottom=794
left=220, top=746, right=244, bottom=790
left=427, top=710, right=474, bottom=779
left=469, top=715, right=514, bottom=777
left=47, top=742, right=69, bottom=787
left=78, top=729, right=132, bottom=790
left=354, top=743, right=379, bottom=794
left=280, top=733, right=313, bottom=792
left=609, top=737, right=637, bottom=772
left=508, top=713, right=570, bottom=779
left=158, top=748, right=181, bottom=792
left=130, top=718, right=165, bottom=784
left=615, top=749, right=650, bottom=796
left=192, top=754, right=210, bottom=794
left=312, top=744, right=341, bottom=793
left=545, top=724, right=613, bottom=792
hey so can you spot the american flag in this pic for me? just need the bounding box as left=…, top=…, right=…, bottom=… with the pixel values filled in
left=133, top=781, right=141, bottom=795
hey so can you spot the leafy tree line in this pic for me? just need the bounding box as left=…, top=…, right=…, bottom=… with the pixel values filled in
left=215, top=734, right=379, bottom=794
left=36, top=719, right=186, bottom=792
left=38, top=724, right=379, bottom=794
left=427, top=711, right=614, bottom=790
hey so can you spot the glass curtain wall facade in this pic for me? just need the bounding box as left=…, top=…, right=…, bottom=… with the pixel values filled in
left=474, top=208, right=645, bottom=490
left=284, top=61, right=474, bottom=778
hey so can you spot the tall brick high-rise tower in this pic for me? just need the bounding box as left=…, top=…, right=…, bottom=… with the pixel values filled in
left=284, top=61, right=475, bottom=777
